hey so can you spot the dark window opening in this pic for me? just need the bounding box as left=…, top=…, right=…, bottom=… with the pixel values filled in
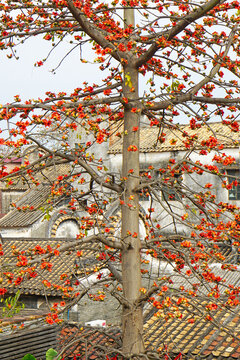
left=157, top=171, right=182, bottom=201
left=227, top=169, right=240, bottom=200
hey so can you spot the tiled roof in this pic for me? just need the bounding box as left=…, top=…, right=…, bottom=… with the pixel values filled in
left=0, top=184, right=53, bottom=228
left=58, top=302, right=240, bottom=360
left=0, top=161, right=70, bottom=190
left=0, top=308, right=47, bottom=329
left=56, top=258, right=240, bottom=359
left=144, top=298, right=240, bottom=360
left=0, top=324, right=57, bottom=360
left=141, top=259, right=240, bottom=359
left=57, top=258, right=240, bottom=359
left=59, top=325, right=121, bottom=359
left=1, top=238, right=100, bottom=297
left=0, top=164, right=71, bottom=228
left=109, top=122, right=240, bottom=154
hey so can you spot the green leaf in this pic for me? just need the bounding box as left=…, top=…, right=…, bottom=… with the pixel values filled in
left=46, top=348, right=60, bottom=360
left=125, top=72, right=132, bottom=88
left=21, top=355, right=37, bottom=360
left=171, top=80, right=180, bottom=91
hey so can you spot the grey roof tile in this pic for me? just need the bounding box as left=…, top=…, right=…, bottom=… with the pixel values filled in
left=0, top=163, right=71, bottom=228
left=1, top=237, right=99, bottom=297
left=0, top=185, right=52, bottom=228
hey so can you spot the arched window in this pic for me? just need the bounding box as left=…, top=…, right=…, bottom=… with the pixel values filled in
left=51, top=215, right=80, bottom=238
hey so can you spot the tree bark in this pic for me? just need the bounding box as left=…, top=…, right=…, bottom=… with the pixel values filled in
left=121, top=7, right=144, bottom=356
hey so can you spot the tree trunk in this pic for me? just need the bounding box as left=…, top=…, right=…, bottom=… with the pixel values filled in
left=121, top=7, right=144, bottom=356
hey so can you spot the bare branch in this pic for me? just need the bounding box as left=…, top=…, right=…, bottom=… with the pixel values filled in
left=27, top=135, right=123, bottom=194
left=23, top=234, right=122, bottom=268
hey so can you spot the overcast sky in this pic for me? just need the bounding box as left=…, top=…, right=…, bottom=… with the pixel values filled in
left=0, top=37, right=104, bottom=104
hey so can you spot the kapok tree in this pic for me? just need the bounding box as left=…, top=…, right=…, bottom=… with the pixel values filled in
left=1, top=0, right=240, bottom=358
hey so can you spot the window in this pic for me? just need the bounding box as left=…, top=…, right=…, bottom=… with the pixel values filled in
left=156, top=171, right=182, bottom=201
left=227, top=169, right=240, bottom=200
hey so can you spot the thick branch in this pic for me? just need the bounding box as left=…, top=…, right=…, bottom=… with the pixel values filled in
left=192, top=96, right=240, bottom=105
left=1, top=96, right=122, bottom=111
left=135, top=0, right=223, bottom=68
left=189, top=27, right=236, bottom=95
left=146, top=95, right=240, bottom=113
left=24, top=235, right=123, bottom=267
left=0, top=26, right=82, bottom=41
left=143, top=28, right=237, bottom=112
left=144, top=94, right=240, bottom=112
left=66, top=0, right=125, bottom=62
left=107, top=262, right=122, bottom=283
left=134, top=284, right=160, bottom=307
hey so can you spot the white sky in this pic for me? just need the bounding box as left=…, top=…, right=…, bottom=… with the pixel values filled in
left=0, top=30, right=221, bottom=126
left=0, top=37, right=104, bottom=104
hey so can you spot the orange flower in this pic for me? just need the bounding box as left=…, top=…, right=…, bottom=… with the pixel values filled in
left=127, top=145, right=138, bottom=152
left=181, top=240, right=192, bottom=248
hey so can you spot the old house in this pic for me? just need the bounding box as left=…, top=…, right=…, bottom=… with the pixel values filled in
left=108, top=121, right=240, bottom=235
left=0, top=157, right=26, bottom=219
left=0, top=235, right=121, bottom=325
left=58, top=262, right=240, bottom=359
left=1, top=122, right=240, bottom=357
left=1, top=121, right=239, bottom=238
left=0, top=158, right=82, bottom=238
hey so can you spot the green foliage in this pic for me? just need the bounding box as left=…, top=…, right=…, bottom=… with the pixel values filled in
left=21, top=348, right=60, bottom=360
left=21, top=355, right=36, bottom=360
left=40, top=206, right=52, bottom=221
left=46, top=348, right=60, bottom=360
left=0, top=290, right=25, bottom=317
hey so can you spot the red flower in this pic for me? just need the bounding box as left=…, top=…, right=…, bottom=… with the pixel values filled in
left=14, top=277, right=23, bottom=286
left=0, top=288, right=7, bottom=295
left=161, top=286, right=168, bottom=292
left=118, top=43, right=126, bottom=51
